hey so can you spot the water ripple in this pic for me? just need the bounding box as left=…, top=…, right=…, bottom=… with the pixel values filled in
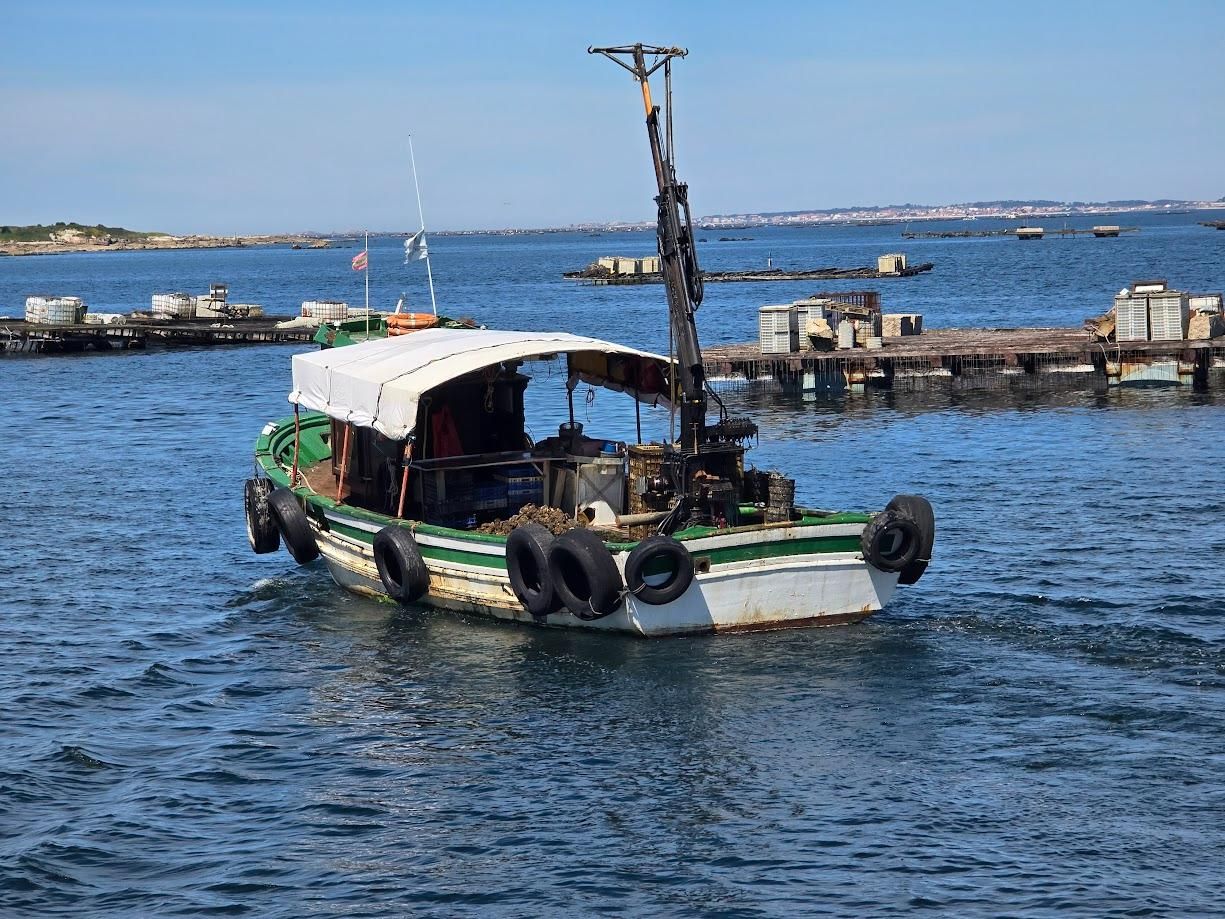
left=1, top=228, right=1224, bottom=915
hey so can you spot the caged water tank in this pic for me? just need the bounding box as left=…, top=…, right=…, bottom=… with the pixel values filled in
left=25, top=296, right=85, bottom=324
left=301, top=300, right=348, bottom=322
left=151, top=292, right=197, bottom=319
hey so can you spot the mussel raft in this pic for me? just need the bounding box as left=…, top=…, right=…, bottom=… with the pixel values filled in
left=245, top=329, right=933, bottom=637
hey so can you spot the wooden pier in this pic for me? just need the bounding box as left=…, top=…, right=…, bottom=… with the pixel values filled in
left=704, top=328, right=1225, bottom=392
left=1, top=318, right=317, bottom=355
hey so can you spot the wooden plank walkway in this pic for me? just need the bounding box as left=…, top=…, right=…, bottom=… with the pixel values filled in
left=1, top=317, right=317, bottom=354
left=703, top=328, right=1225, bottom=390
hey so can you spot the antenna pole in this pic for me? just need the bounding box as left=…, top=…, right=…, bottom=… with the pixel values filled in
left=409, top=136, right=438, bottom=316
left=364, top=230, right=370, bottom=338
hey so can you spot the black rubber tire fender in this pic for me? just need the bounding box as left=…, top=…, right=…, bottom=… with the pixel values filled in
left=505, top=522, right=562, bottom=618
left=859, top=508, right=922, bottom=574
left=887, top=494, right=935, bottom=585
left=373, top=525, right=431, bottom=604
left=268, top=487, right=319, bottom=564
left=547, top=528, right=624, bottom=620
left=624, top=535, right=695, bottom=606
left=244, top=478, right=280, bottom=555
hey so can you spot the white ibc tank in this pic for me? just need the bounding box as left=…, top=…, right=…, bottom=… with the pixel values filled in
left=151, top=292, right=197, bottom=319
left=572, top=453, right=626, bottom=526
left=301, top=300, right=348, bottom=321
left=25, top=296, right=85, bottom=324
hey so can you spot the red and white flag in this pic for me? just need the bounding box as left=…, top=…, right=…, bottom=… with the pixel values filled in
left=351, top=250, right=368, bottom=271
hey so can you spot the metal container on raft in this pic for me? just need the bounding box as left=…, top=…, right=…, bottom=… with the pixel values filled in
left=151, top=292, right=197, bottom=319
left=1147, top=292, right=1189, bottom=341
left=25, top=296, right=85, bottom=324
left=1115, top=293, right=1149, bottom=342
left=759, top=304, right=798, bottom=354
left=301, top=300, right=349, bottom=322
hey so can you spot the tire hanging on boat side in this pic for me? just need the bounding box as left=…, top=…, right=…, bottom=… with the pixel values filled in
left=886, top=494, right=935, bottom=585
left=373, top=525, right=430, bottom=604
left=244, top=478, right=280, bottom=555
left=505, top=522, right=563, bottom=618
left=547, top=528, right=624, bottom=620
left=859, top=507, right=921, bottom=574
left=268, top=487, right=319, bottom=564
left=624, top=535, right=694, bottom=606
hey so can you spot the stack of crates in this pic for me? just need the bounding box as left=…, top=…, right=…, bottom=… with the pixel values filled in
left=422, top=472, right=475, bottom=527
left=758, top=304, right=798, bottom=354
left=1147, top=291, right=1189, bottom=341
left=495, top=464, right=544, bottom=509
left=473, top=482, right=508, bottom=512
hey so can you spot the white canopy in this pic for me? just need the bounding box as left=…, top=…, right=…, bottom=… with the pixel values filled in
left=289, top=328, right=673, bottom=439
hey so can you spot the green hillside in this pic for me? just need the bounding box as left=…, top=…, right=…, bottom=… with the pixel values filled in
left=0, top=222, right=162, bottom=243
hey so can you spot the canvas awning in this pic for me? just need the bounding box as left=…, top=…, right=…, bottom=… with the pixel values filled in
left=288, top=328, right=673, bottom=439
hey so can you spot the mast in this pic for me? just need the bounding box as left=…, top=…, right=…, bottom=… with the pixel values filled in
left=589, top=44, right=707, bottom=455
left=409, top=136, right=438, bottom=316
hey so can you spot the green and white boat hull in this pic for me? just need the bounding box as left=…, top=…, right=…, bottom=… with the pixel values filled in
left=316, top=504, right=896, bottom=636
left=255, top=413, right=900, bottom=637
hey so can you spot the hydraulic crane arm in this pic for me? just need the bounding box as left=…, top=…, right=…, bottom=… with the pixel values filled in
left=589, top=44, right=708, bottom=454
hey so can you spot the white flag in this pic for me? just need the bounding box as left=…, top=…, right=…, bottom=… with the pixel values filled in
left=404, top=229, right=428, bottom=263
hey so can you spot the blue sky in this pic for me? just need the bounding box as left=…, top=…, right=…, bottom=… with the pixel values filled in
left=1, top=1, right=1221, bottom=233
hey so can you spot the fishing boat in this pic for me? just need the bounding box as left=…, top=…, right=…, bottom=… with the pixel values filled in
left=244, top=44, right=935, bottom=636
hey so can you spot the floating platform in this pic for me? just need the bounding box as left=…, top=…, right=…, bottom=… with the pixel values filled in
left=0, top=318, right=316, bottom=355
left=704, top=328, right=1225, bottom=392
left=902, top=229, right=1013, bottom=239
left=565, top=263, right=934, bottom=285
left=902, top=226, right=1137, bottom=240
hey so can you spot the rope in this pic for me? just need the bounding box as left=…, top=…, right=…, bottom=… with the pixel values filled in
left=483, top=366, right=498, bottom=413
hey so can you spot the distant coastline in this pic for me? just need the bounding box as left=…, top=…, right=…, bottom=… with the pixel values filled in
left=443, top=197, right=1225, bottom=236
left=6, top=197, right=1223, bottom=253
left=0, top=223, right=324, bottom=258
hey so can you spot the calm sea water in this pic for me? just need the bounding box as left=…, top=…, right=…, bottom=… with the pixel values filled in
left=1, top=215, right=1223, bottom=916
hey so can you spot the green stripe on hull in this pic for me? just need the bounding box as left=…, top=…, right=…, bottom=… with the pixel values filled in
left=327, top=515, right=857, bottom=570
left=701, top=535, right=861, bottom=564
left=326, top=519, right=509, bottom=570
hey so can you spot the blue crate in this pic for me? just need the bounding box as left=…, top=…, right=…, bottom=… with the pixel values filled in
left=495, top=464, right=543, bottom=506
left=473, top=482, right=508, bottom=511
